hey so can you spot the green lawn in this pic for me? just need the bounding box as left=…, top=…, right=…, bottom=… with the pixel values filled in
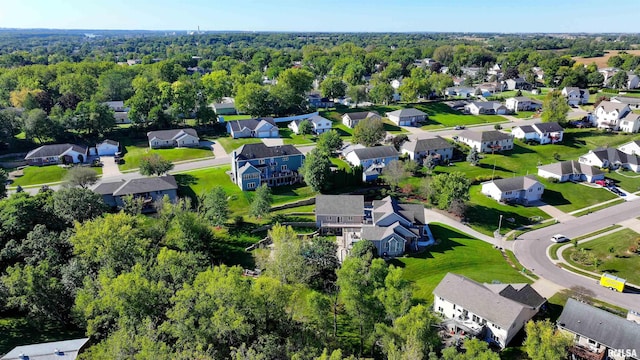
left=119, top=144, right=214, bottom=171
left=390, top=223, right=531, bottom=301
left=541, top=180, right=617, bottom=213
left=382, top=119, right=408, bottom=134
left=10, top=165, right=69, bottom=186
left=413, top=102, right=505, bottom=130
left=563, top=228, right=640, bottom=285
left=0, top=316, right=85, bottom=356
left=216, top=137, right=263, bottom=153
left=607, top=169, right=640, bottom=193
left=512, top=111, right=539, bottom=119
left=279, top=127, right=318, bottom=145
left=330, top=157, right=351, bottom=170
left=220, top=115, right=252, bottom=121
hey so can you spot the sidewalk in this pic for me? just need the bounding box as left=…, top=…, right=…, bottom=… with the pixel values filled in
left=424, top=208, right=513, bottom=250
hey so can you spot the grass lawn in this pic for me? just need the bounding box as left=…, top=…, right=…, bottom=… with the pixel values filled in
left=220, top=115, right=252, bottom=121
left=541, top=181, right=617, bottom=213
left=563, top=228, right=640, bottom=285
left=278, top=127, right=318, bottom=146
left=382, top=119, right=408, bottom=134
left=389, top=223, right=531, bottom=301
left=118, top=145, right=214, bottom=171
left=330, top=157, right=351, bottom=170
left=607, top=169, right=640, bottom=193
left=0, top=316, right=85, bottom=355
left=410, top=102, right=505, bottom=130
left=216, top=137, right=263, bottom=153
left=10, top=166, right=69, bottom=186
left=512, top=111, right=539, bottom=119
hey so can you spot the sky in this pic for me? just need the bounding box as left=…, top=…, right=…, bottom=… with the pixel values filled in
left=1, top=0, right=640, bottom=33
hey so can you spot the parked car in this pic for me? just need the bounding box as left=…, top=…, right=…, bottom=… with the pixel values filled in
left=454, top=125, right=466, bottom=130
left=550, top=234, right=570, bottom=243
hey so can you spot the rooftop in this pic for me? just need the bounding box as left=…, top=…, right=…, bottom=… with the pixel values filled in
left=234, top=143, right=303, bottom=160
left=315, top=194, right=364, bottom=217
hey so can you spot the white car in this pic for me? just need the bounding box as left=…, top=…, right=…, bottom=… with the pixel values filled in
left=550, top=234, right=570, bottom=243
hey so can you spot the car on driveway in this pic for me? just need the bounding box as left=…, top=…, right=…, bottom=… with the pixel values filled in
left=550, top=234, right=570, bottom=243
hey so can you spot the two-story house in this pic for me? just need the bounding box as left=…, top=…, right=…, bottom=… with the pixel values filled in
left=433, top=273, right=545, bottom=349
left=481, top=175, right=544, bottom=204
left=288, top=115, right=332, bottom=135
left=401, top=136, right=454, bottom=164
left=308, top=93, right=334, bottom=108
left=93, top=175, right=178, bottom=212
left=457, top=130, right=514, bottom=153
left=619, top=140, right=640, bottom=156
left=561, top=87, right=589, bottom=106
left=231, top=143, right=305, bottom=190
left=503, top=77, right=532, bottom=91
left=25, top=143, right=88, bottom=166
left=385, top=108, right=428, bottom=126
left=558, top=299, right=640, bottom=360
left=579, top=147, right=640, bottom=172
left=344, top=145, right=399, bottom=182
left=511, top=122, right=564, bottom=144
left=504, top=97, right=542, bottom=112
left=464, top=101, right=509, bottom=115
left=341, top=111, right=381, bottom=129
left=594, top=101, right=640, bottom=133
left=147, top=128, right=200, bottom=148
left=104, top=100, right=131, bottom=124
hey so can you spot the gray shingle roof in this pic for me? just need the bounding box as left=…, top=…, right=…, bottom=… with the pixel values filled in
left=95, top=175, right=178, bottom=197
left=516, top=125, right=535, bottom=134
left=487, top=175, right=541, bottom=192
left=99, top=139, right=119, bottom=146
left=146, top=128, right=198, bottom=141
left=597, top=100, right=629, bottom=114
left=372, top=196, right=426, bottom=225
left=349, top=146, right=399, bottom=161
left=93, top=181, right=125, bottom=195
left=534, top=122, right=563, bottom=133
left=401, top=136, right=453, bottom=153
left=227, top=118, right=276, bottom=132
left=234, top=143, right=302, bottom=160
left=433, top=273, right=540, bottom=329
left=386, top=108, right=427, bottom=118
left=485, top=283, right=546, bottom=308
left=590, top=148, right=640, bottom=165
left=611, top=96, right=640, bottom=105
left=315, top=195, right=364, bottom=217
left=538, top=160, right=603, bottom=177
left=25, top=144, right=87, bottom=159
left=558, top=299, right=640, bottom=352
left=1, top=338, right=89, bottom=360
left=343, top=111, right=379, bottom=121
left=459, top=130, right=512, bottom=143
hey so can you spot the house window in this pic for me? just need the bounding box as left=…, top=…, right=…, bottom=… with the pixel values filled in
left=247, top=182, right=256, bottom=189
left=505, top=191, right=512, bottom=195
left=259, top=159, right=265, bottom=165
left=281, top=164, right=288, bottom=171
left=438, top=307, right=443, bottom=312
left=282, top=156, right=289, bottom=162
left=529, top=189, right=532, bottom=192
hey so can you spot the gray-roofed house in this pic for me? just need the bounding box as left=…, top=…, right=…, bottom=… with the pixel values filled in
left=103, top=100, right=131, bottom=124
left=385, top=108, right=428, bottom=126
left=341, top=111, right=381, bottom=128
left=457, top=130, right=514, bottom=153
left=24, top=144, right=88, bottom=166
left=511, top=122, right=564, bottom=144
left=344, top=145, right=399, bottom=182
left=579, top=147, right=640, bottom=172
left=210, top=98, right=237, bottom=115
left=558, top=298, right=640, bottom=360
left=537, top=160, right=605, bottom=183
left=505, top=96, right=542, bottom=112
left=1, top=338, right=90, bottom=360
left=288, top=115, right=332, bottom=135
left=147, top=128, right=199, bottom=148
left=611, top=95, right=640, bottom=109
left=619, top=140, right=640, bottom=156
left=561, top=87, right=589, bottom=106
left=481, top=175, right=544, bottom=204
left=433, top=273, right=545, bottom=348
left=231, top=143, right=304, bottom=191
left=504, top=77, right=532, bottom=91
left=315, top=195, right=433, bottom=261
left=401, top=136, right=454, bottom=164
left=464, top=101, right=509, bottom=115
left=226, top=117, right=279, bottom=139
left=95, top=139, right=120, bottom=156
left=93, top=175, right=178, bottom=211
left=594, top=101, right=640, bottom=133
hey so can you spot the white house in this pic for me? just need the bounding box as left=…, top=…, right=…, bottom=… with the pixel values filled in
left=147, top=128, right=200, bottom=149
left=511, top=122, right=564, bottom=144
left=464, top=101, right=508, bottom=115
left=342, top=111, right=381, bottom=129
left=445, top=86, right=475, bottom=98
left=457, top=130, right=514, bottom=153
left=579, top=148, right=640, bottom=172
left=385, top=108, right=428, bottom=126
left=227, top=117, right=279, bottom=139
left=537, top=160, right=605, bottom=183
left=561, top=87, right=589, bottom=106
left=25, top=144, right=88, bottom=166
left=104, top=100, right=131, bottom=124
left=401, top=137, right=454, bottom=164
left=433, top=273, right=545, bottom=348
left=504, top=97, right=542, bottom=112
left=95, top=139, right=120, bottom=156
left=344, top=146, right=399, bottom=182
left=619, top=140, right=640, bottom=156
left=288, top=115, right=332, bottom=135
left=481, top=175, right=544, bottom=204
left=503, top=77, right=532, bottom=91
left=594, top=101, right=640, bottom=133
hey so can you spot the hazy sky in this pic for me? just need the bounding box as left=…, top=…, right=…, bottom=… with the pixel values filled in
left=1, top=0, right=640, bottom=33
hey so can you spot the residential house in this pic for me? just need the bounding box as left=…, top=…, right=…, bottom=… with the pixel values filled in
left=95, top=139, right=120, bottom=156
left=481, top=175, right=544, bottom=204
left=308, top=93, right=335, bottom=108
left=504, top=96, right=542, bottom=112
left=104, top=100, right=130, bottom=124
left=464, top=101, right=508, bottom=115
left=288, top=115, right=332, bottom=135
left=599, top=67, right=619, bottom=86
left=488, top=63, right=502, bottom=77
left=1, top=338, right=90, bottom=360
left=226, top=117, right=279, bottom=138
left=385, top=108, right=428, bottom=126
left=25, top=143, right=88, bottom=166
left=461, top=67, right=482, bottom=78
left=93, top=175, right=178, bottom=212
left=401, top=136, right=454, bottom=164
left=594, top=101, right=640, bottom=133
left=561, top=87, right=589, bottom=106
left=558, top=298, right=640, bottom=360
left=619, top=140, right=640, bottom=156
left=147, top=128, right=199, bottom=148
left=344, top=146, right=399, bottom=182
left=341, top=111, right=381, bottom=129
left=475, top=82, right=504, bottom=97
left=316, top=195, right=432, bottom=261
left=445, top=86, right=475, bottom=98
left=504, top=77, right=532, bottom=91
left=433, top=273, right=545, bottom=348
left=532, top=66, right=545, bottom=81
left=231, top=143, right=304, bottom=191
left=628, top=72, right=640, bottom=89
left=413, top=58, right=436, bottom=68
left=579, top=147, right=640, bottom=172
left=611, top=95, right=640, bottom=110
left=210, top=98, right=237, bottom=115
left=537, top=160, right=605, bottom=183
left=511, top=122, right=564, bottom=144
left=457, top=130, right=514, bottom=153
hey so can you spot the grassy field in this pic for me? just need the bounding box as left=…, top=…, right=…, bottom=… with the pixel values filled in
left=541, top=181, right=617, bottom=213
left=219, top=115, right=252, bottom=121
left=0, top=316, right=85, bottom=356
left=548, top=225, right=623, bottom=260
left=278, top=127, right=318, bottom=146
left=216, top=137, right=263, bottom=153
left=330, top=157, right=352, bottom=170
left=9, top=165, right=101, bottom=187
left=415, top=102, right=505, bottom=130
left=390, top=223, right=531, bottom=301
left=118, top=144, right=213, bottom=171
left=563, top=228, right=640, bottom=284
left=512, top=111, right=539, bottom=119
left=382, top=119, right=409, bottom=134
left=607, top=169, right=640, bottom=192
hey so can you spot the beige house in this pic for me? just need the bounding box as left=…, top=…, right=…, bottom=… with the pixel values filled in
left=147, top=128, right=199, bottom=148
left=457, top=130, right=513, bottom=153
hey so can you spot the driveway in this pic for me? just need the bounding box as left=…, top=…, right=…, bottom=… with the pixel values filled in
left=262, top=138, right=284, bottom=146
left=536, top=203, right=575, bottom=222
left=201, top=140, right=227, bottom=158
left=100, top=156, right=122, bottom=178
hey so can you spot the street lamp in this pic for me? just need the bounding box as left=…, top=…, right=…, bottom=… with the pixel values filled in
left=494, top=214, right=503, bottom=243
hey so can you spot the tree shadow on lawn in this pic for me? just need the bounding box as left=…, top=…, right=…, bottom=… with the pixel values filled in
left=383, top=122, right=403, bottom=132
left=510, top=143, right=536, bottom=155
left=175, top=174, right=198, bottom=204
left=466, top=204, right=534, bottom=233
left=477, top=162, right=512, bottom=174
left=541, top=189, right=571, bottom=206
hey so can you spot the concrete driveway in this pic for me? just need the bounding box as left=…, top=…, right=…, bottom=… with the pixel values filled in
left=100, top=156, right=122, bottom=178
left=262, top=138, right=284, bottom=146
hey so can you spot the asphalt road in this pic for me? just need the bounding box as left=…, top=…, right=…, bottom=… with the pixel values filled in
left=514, top=198, right=640, bottom=310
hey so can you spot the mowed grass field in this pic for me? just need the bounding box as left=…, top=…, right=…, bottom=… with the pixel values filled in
left=10, top=165, right=102, bottom=187
left=119, top=144, right=214, bottom=171
left=216, top=137, right=263, bottom=153
left=390, top=223, right=531, bottom=301
left=416, top=102, right=505, bottom=130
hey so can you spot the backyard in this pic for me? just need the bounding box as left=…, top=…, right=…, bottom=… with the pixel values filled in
left=119, top=144, right=214, bottom=171
left=414, top=102, right=506, bottom=130
left=390, top=223, right=531, bottom=301
left=9, top=165, right=102, bottom=187
left=563, top=228, right=640, bottom=285
left=216, top=136, right=263, bottom=153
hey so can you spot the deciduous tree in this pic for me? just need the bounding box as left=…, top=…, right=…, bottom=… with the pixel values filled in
left=298, top=119, right=314, bottom=138
left=316, top=129, right=343, bottom=155
left=352, top=117, right=385, bottom=147
left=301, top=148, right=331, bottom=193
left=250, top=184, right=272, bottom=219
left=63, top=166, right=99, bottom=189
left=381, top=160, right=408, bottom=191
left=523, top=319, right=572, bottom=360
left=320, top=76, right=347, bottom=100
left=139, top=154, right=174, bottom=176
left=53, top=187, right=107, bottom=224
left=200, top=186, right=229, bottom=226
left=541, top=90, right=570, bottom=124
left=427, top=172, right=471, bottom=210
